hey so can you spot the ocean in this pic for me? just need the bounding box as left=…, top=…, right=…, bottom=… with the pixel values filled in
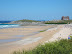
left=0, top=21, right=19, bottom=29
left=0, top=21, right=11, bottom=23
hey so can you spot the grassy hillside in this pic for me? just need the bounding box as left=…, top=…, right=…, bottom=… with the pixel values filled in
left=13, top=37, right=72, bottom=54
left=15, top=19, right=40, bottom=22
left=45, top=20, right=72, bottom=24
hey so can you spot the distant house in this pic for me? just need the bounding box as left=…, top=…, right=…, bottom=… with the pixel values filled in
left=61, top=16, right=69, bottom=20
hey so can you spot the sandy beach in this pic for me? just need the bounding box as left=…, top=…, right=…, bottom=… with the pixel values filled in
left=0, top=24, right=71, bottom=54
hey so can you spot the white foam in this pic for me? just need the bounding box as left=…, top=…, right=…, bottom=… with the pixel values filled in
left=0, top=25, right=19, bottom=28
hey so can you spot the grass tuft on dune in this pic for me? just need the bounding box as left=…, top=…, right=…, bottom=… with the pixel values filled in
left=39, top=30, right=46, bottom=32
left=13, top=37, right=72, bottom=54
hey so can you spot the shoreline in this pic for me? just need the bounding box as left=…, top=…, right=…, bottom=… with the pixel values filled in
left=0, top=25, right=58, bottom=54
left=0, top=24, right=70, bottom=54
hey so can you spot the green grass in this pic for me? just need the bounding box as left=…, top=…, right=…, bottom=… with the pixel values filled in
left=13, top=37, right=72, bottom=54
left=39, top=30, right=46, bottom=32
left=45, top=20, right=72, bottom=24
left=45, top=22, right=67, bottom=24
left=15, top=19, right=40, bottom=22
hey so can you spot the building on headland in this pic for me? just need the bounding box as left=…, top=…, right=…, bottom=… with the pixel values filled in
left=61, top=16, right=69, bottom=20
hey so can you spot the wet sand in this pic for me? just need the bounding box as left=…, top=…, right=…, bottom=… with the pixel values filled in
left=0, top=25, right=63, bottom=54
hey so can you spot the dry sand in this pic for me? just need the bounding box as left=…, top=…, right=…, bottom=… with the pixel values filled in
left=0, top=24, right=71, bottom=54
left=47, top=24, right=72, bottom=42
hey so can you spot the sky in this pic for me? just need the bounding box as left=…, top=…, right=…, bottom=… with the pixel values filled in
left=0, top=0, right=72, bottom=21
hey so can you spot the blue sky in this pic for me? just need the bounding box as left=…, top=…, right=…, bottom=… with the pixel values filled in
left=0, top=0, right=72, bottom=21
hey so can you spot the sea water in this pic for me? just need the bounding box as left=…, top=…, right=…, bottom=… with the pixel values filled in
left=0, top=24, right=19, bottom=29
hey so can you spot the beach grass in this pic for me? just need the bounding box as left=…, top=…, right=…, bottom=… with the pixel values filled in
left=13, top=37, right=72, bottom=54
left=39, top=30, right=46, bottom=32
